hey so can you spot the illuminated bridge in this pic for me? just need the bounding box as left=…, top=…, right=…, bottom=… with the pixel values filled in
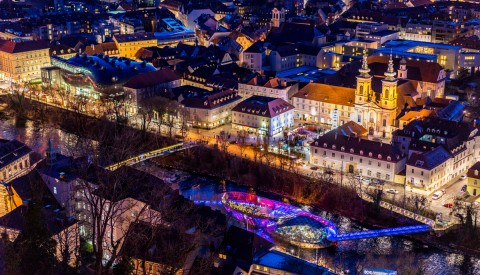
left=105, top=141, right=202, bottom=171
left=194, top=194, right=431, bottom=246
left=327, top=225, right=431, bottom=241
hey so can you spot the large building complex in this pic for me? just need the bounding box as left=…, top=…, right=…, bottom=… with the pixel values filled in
left=0, top=40, right=51, bottom=82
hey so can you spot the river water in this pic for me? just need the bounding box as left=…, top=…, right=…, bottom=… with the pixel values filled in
left=0, top=104, right=479, bottom=275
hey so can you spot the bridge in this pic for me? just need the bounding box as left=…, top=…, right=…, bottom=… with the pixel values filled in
left=193, top=199, right=431, bottom=243
left=105, top=141, right=202, bottom=171
left=326, top=224, right=431, bottom=241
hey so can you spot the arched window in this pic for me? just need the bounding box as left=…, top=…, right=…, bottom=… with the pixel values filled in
left=359, top=85, right=363, bottom=95
left=384, top=89, right=389, bottom=99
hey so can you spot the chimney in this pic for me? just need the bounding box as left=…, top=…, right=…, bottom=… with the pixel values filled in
left=281, top=79, right=287, bottom=87
left=91, top=44, right=94, bottom=51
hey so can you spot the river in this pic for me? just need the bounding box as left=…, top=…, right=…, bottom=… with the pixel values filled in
left=0, top=105, right=479, bottom=275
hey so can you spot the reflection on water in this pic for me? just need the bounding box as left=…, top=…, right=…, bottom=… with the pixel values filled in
left=179, top=174, right=480, bottom=275
left=1, top=107, right=479, bottom=275
left=0, top=115, right=87, bottom=157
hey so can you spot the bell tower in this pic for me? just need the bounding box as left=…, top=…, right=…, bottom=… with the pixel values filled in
left=355, top=48, right=373, bottom=105
left=397, top=57, right=407, bottom=79
left=271, top=8, right=285, bottom=28
left=380, top=54, right=398, bottom=110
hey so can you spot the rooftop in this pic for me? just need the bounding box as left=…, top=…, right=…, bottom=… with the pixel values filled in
left=293, top=83, right=355, bottom=107
left=114, top=32, right=157, bottom=43
left=311, top=129, right=404, bottom=163
left=0, top=139, right=32, bottom=170
left=0, top=39, right=49, bottom=54
left=407, top=146, right=451, bottom=170
left=123, top=68, right=180, bottom=89
left=56, top=54, right=156, bottom=86
left=253, top=250, right=332, bottom=275
left=232, top=96, right=294, bottom=118
left=467, top=162, right=480, bottom=180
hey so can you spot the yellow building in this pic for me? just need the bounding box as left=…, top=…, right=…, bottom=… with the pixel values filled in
left=467, top=162, right=480, bottom=197
left=113, top=33, right=157, bottom=59
left=0, top=39, right=51, bottom=82
left=0, top=139, right=32, bottom=217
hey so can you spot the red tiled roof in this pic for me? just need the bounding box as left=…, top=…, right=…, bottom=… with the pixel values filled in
left=123, top=68, right=180, bottom=89
left=368, top=55, right=443, bottom=83
left=84, top=42, right=118, bottom=55
left=0, top=39, right=49, bottom=54
left=293, top=83, right=356, bottom=107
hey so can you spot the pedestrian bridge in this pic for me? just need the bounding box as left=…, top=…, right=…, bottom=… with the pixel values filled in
left=193, top=199, right=431, bottom=243
left=105, top=141, right=202, bottom=171
left=326, top=224, right=431, bottom=241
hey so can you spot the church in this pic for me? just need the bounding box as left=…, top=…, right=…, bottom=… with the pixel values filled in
left=292, top=50, right=446, bottom=139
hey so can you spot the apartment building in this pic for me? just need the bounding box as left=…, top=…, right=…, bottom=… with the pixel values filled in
left=467, top=162, right=480, bottom=197
left=113, top=33, right=158, bottom=59
left=238, top=76, right=298, bottom=102
left=232, top=96, right=294, bottom=137
left=291, top=83, right=355, bottom=126
left=393, top=117, right=479, bottom=191
left=0, top=39, right=51, bottom=82
left=176, top=86, right=242, bottom=129
left=309, top=127, right=406, bottom=183
left=0, top=139, right=32, bottom=216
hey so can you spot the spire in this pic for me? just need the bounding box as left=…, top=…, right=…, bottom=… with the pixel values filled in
left=46, top=139, right=57, bottom=167
left=358, top=47, right=371, bottom=78
left=384, top=52, right=397, bottom=81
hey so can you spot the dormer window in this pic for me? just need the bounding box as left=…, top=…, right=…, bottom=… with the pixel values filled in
left=360, top=150, right=364, bottom=155
left=350, top=148, right=354, bottom=153
left=341, top=146, right=345, bottom=151
left=323, top=143, right=327, bottom=148
left=315, top=142, right=318, bottom=146
left=475, top=170, right=479, bottom=176
left=332, top=145, right=336, bottom=150
left=378, top=154, right=382, bottom=159
left=368, top=152, right=372, bottom=157
left=387, top=156, right=391, bottom=161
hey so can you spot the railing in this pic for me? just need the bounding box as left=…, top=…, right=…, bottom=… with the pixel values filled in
left=105, top=141, right=202, bottom=171
left=358, top=192, right=458, bottom=230
left=328, top=224, right=431, bottom=241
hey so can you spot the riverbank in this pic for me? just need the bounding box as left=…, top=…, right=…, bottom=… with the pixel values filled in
left=2, top=93, right=480, bottom=259
left=153, top=146, right=480, bottom=258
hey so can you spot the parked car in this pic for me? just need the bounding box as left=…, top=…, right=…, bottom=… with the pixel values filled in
left=229, top=140, right=237, bottom=144
left=460, top=175, right=467, bottom=180
left=354, top=175, right=363, bottom=181
left=386, top=189, right=399, bottom=194
left=432, top=191, right=444, bottom=200
left=372, top=179, right=384, bottom=185
left=443, top=203, right=454, bottom=208
left=310, top=166, right=319, bottom=171
left=362, top=178, right=372, bottom=184
left=461, top=185, right=467, bottom=193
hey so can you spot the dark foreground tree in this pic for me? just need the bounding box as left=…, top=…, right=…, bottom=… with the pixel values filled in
left=3, top=201, right=56, bottom=274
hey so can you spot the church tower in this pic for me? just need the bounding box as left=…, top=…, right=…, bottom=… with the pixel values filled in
left=379, top=54, right=399, bottom=139
left=380, top=54, right=398, bottom=110
left=397, top=57, right=407, bottom=79
left=271, top=8, right=285, bottom=28
left=355, top=48, right=373, bottom=105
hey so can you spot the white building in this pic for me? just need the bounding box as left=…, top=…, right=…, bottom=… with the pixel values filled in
left=309, top=126, right=406, bottom=183
left=291, top=83, right=355, bottom=126
left=177, top=86, right=242, bottom=129
left=394, top=117, right=479, bottom=191
left=238, top=76, right=299, bottom=102
left=232, top=96, right=294, bottom=136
